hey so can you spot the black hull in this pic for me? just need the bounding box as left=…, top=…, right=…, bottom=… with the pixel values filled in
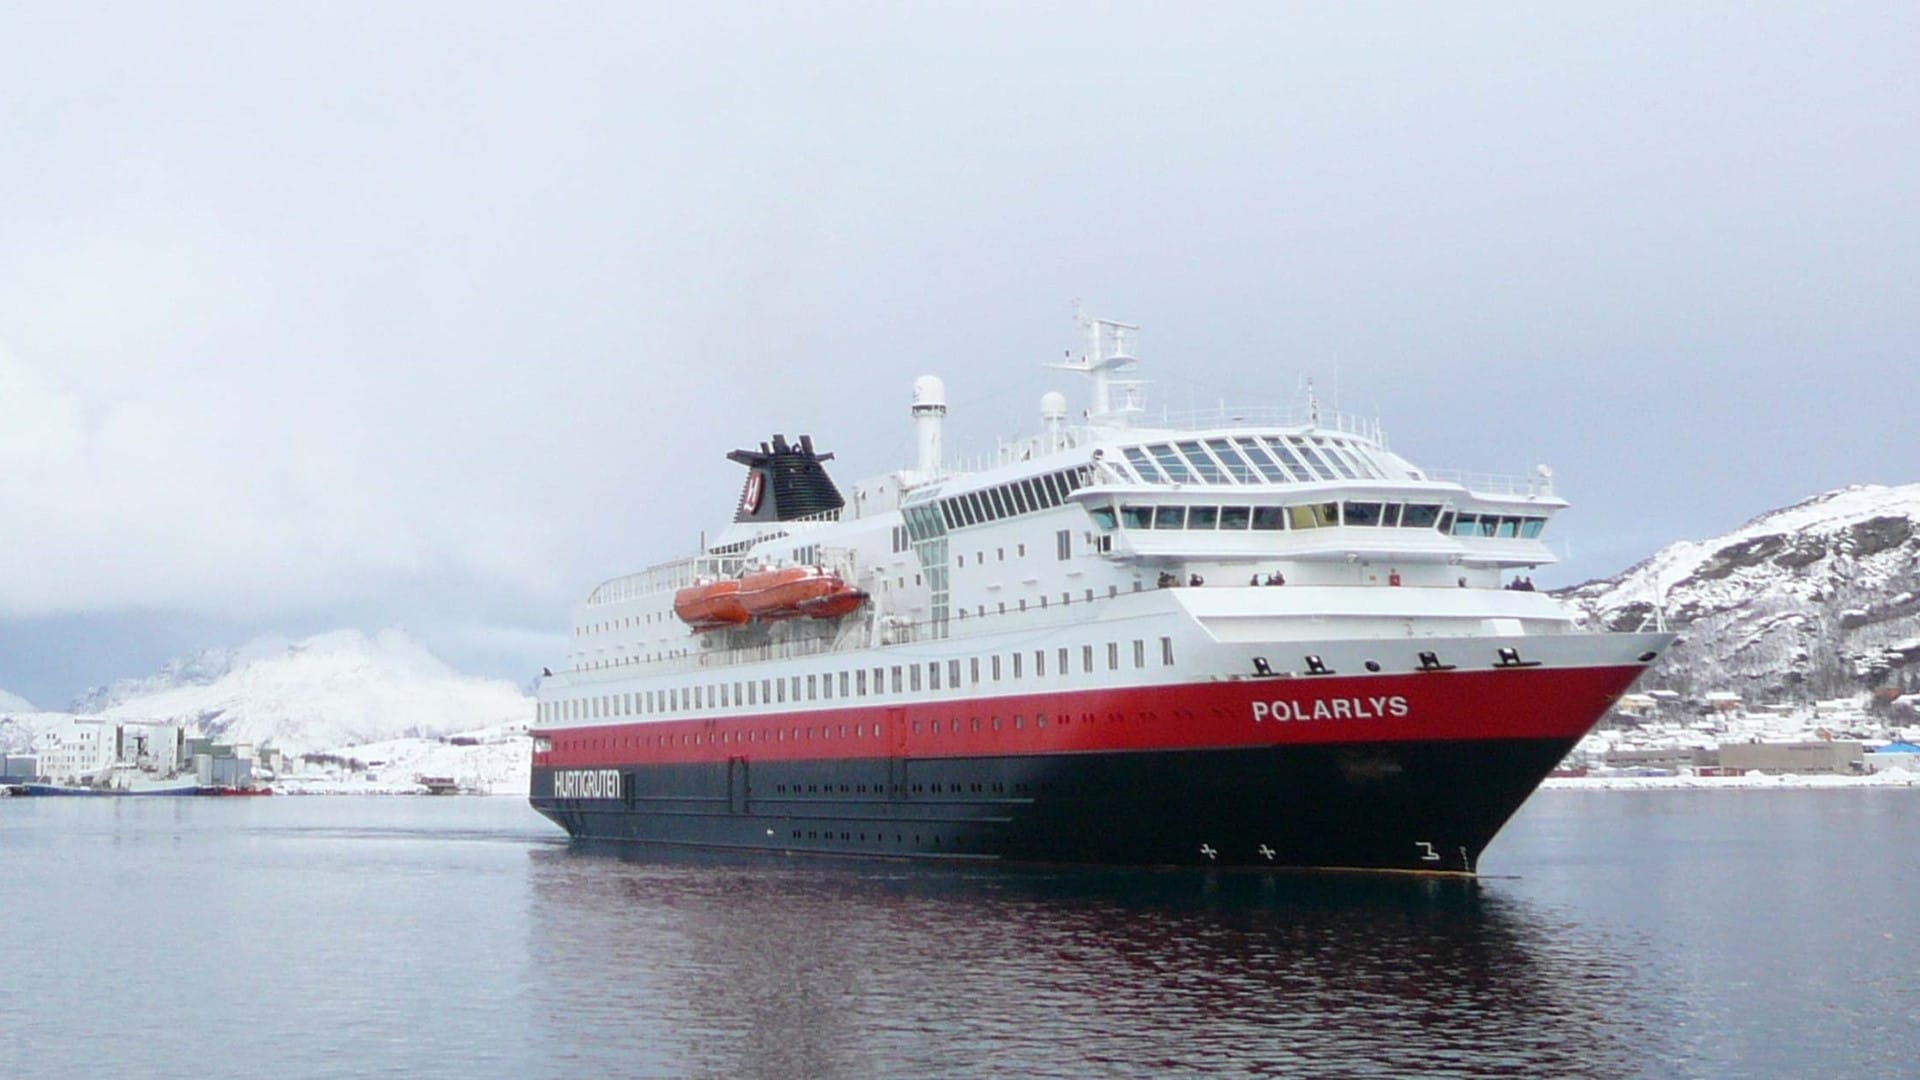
left=530, top=738, right=1575, bottom=874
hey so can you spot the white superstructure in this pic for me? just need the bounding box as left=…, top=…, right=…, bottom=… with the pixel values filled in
left=537, top=317, right=1578, bottom=733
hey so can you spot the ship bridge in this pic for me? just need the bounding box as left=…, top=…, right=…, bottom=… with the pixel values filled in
left=1061, top=417, right=1563, bottom=576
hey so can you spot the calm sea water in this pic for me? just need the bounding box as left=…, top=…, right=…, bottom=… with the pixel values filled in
left=2, top=790, right=1914, bottom=1079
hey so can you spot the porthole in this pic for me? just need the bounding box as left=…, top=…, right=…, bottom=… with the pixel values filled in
left=1364, top=660, right=1381, bottom=672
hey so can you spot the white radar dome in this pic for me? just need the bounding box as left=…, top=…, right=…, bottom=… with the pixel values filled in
left=1040, top=391, right=1068, bottom=421
left=912, top=375, right=947, bottom=410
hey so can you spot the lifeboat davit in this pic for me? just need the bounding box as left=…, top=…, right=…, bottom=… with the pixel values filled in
left=673, top=578, right=749, bottom=631
left=738, top=565, right=867, bottom=621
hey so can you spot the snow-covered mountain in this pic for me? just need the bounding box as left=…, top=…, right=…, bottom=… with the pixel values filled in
left=1564, top=484, right=1920, bottom=701
left=0, top=690, right=42, bottom=755
left=71, top=646, right=238, bottom=713
left=89, top=628, right=532, bottom=756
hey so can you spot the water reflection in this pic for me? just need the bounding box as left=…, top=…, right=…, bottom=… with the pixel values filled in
left=528, top=847, right=1673, bottom=1078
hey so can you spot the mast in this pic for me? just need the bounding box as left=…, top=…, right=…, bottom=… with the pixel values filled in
left=1047, top=314, right=1146, bottom=428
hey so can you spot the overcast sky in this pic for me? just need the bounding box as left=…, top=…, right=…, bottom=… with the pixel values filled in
left=2, top=2, right=1914, bottom=707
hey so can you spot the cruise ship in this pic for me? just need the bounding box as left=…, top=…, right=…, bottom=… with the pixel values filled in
left=530, top=317, right=1670, bottom=873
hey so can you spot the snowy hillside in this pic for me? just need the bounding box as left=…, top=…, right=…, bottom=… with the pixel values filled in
left=93, top=628, right=533, bottom=756
left=0, top=690, right=43, bottom=754
left=277, top=722, right=533, bottom=795
left=1, top=713, right=48, bottom=754
left=1564, top=483, right=1920, bottom=700
left=71, top=646, right=238, bottom=713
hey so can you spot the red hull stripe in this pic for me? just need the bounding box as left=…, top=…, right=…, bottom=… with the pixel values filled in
left=534, top=665, right=1639, bottom=770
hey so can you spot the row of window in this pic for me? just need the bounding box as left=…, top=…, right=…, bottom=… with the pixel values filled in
left=541, top=638, right=1177, bottom=725
left=1117, top=434, right=1386, bottom=487
left=1449, top=512, right=1548, bottom=538
left=929, top=466, right=1091, bottom=535
left=572, top=577, right=1145, bottom=670
left=1089, top=500, right=1546, bottom=537
left=545, top=697, right=1217, bottom=754
left=774, top=779, right=1085, bottom=798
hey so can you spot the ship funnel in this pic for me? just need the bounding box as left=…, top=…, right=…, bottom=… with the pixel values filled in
left=726, top=435, right=844, bottom=523
left=912, top=375, right=946, bottom=478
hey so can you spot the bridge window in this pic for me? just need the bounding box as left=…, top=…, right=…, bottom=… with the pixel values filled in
left=1208, top=439, right=1256, bottom=483
left=1187, top=506, right=1219, bottom=530
left=1522, top=517, right=1546, bottom=538
left=1289, top=502, right=1339, bottom=529
left=1120, top=505, right=1153, bottom=529
left=1235, top=437, right=1290, bottom=482
left=1176, top=441, right=1224, bottom=483
left=1344, top=501, right=1384, bottom=527
left=1148, top=444, right=1192, bottom=482
left=1088, top=504, right=1118, bottom=531
left=1315, top=439, right=1361, bottom=479
left=1123, top=447, right=1164, bottom=483
left=1257, top=437, right=1305, bottom=479
left=1218, top=505, right=1251, bottom=529
left=1252, top=506, right=1286, bottom=530
left=1154, top=506, right=1185, bottom=529
left=1284, top=438, right=1337, bottom=481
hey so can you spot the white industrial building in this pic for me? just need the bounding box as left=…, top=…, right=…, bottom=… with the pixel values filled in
left=32, top=719, right=187, bottom=783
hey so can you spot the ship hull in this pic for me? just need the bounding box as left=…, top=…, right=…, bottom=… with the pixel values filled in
left=17, top=782, right=205, bottom=797
left=533, top=737, right=1575, bottom=873
left=531, top=661, right=1650, bottom=874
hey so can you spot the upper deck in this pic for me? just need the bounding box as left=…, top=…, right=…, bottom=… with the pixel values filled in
left=558, top=316, right=1575, bottom=688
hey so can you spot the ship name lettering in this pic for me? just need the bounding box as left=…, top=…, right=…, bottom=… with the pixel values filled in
left=552, top=769, right=622, bottom=800
left=1251, top=696, right=1410, bottom=723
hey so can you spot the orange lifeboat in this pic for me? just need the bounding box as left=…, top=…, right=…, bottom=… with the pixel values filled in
left=738, top=565, right=867, bottom=621
left=673, top=578, right=749, bottom=631
left=796, top=585, right=868, bottom=620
